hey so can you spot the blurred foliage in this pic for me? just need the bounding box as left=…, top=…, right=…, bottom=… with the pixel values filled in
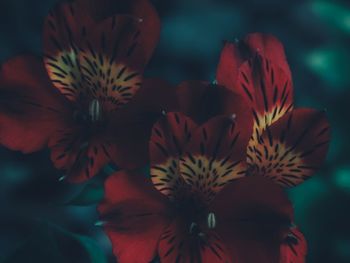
left=305, top=46, right=350, bottom=89
left=64, top=183, right=103, bottom=206
left=3, top=222, right=107, bottom=263
left=310, top=1, right=350, bottom=35
left=62, top=180, right=104, bottom=206
left=0, top=0, right=350, bottom=262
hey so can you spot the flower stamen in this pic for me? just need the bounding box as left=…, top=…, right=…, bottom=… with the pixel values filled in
left=189, top=222, right=197, bottom=234
left=207, top=212, right=216, bottom=229
left=89, top=99, right=102, bottom=122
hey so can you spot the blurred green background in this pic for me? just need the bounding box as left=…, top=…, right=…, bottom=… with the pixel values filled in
left=0, top=0, right=349, bottom=262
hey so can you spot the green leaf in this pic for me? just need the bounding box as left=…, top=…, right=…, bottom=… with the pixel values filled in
left=72, top=234, right=108, bottom=263
left=334, top=166, right=350, bottom=192
left=2, top=225, right=64, bottom=263
left=64, top=182, right=104, bottom=206
left=102, top=163, right=119, bottom=175
left=2, top=222, right=107, bottom=263
left=311, top=1, right=350, bottom=34
left=305, top=46, right=350, bottom=89
left=288, top=177, right=329, bottom=221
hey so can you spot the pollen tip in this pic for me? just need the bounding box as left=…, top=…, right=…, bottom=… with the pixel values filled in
left=229, top=114, right=236, bottom=121
left=161, top=109, right=167, bottom=116
left=234, top=37, right=239, bottom=43
left=138, top=17, right=144, bottom=22
left=212, top=79, right=218, bottom=85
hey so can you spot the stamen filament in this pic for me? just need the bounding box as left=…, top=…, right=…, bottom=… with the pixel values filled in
left=207, top=212, right=216, bottom=229
left=89, top=99, right=102, bottom=122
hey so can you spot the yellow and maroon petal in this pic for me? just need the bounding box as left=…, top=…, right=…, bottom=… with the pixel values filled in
left=44, top=2, right=147, bottom=110
left=158, top=219, right=230, bottom=263
left=238, top=55, right=294, bottom=139
left=76, top=0, right=160, bottom=63
left=238, top=55, right=295, bottom=177
left=150, top=112, right=197, bottom=199
left=280, top=227, right=307, bottom=263
left=78, top=15, right=144, bottom=111
left=43, top=2, right=92, bottom=102
left=249, top=108, right=330, bottom=187
left=179, top=115, right=251, bottom=202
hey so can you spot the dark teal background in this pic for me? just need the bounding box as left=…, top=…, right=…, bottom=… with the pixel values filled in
left=0, top=0, right=349, bottom=262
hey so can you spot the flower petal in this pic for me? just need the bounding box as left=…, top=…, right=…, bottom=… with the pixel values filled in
left=238, top=55, right=293, bottom=137
left=216, top=41, right=248, bottom=93
left=49, top=128, right=113, bottom=183
left=98, top=170, right=170, bottom=263
left=107, top=78, right=178, bottom=170
left=158, top=219, right=230, bottom=263
left=280, top=226, right=307, bottom=263
left=126, top=78, right=178, bottom=114
left=216, top=33, right=291, bottom=91
left=43, top=2, right=91, bottom=102
left=211, top=175, right=293, bottom=227
left=78, top=15, right=146, bottom=111
left=210, top=175, right=293, bottom=263
left=0, top=55, right=69, bottom=153
left=44, top=2, right=149, bottom=109
left=238, top=56, right=295, bottom=180
left=150, top=112, right=197, bottom=199
left=175, top=80, right=252, bottom=126
left=179, top=115, right=252, bottom=202
left=244, top=33, right=291, bottom=79
left=248, top=108, right=330, bottom=187
left=76, top=0, right=160, bottom=63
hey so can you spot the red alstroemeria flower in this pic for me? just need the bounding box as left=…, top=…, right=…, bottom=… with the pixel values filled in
left=99, top=112, right=297, bottom=263
left=216, top=33, right=329, bottom=261
left=216, top=33, right=330, bottom=188
left=0, top=0, right=176, bottom=182
left=172, top=36, right=289, bottom=127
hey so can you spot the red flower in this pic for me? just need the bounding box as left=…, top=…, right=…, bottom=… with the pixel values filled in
left=0, top=0, right=176, bottom=182
left=216, top=33, right=330, bottom=188
left=99, top=112, right=296, bottom=263
left=215, top=33, right=328, bottom=261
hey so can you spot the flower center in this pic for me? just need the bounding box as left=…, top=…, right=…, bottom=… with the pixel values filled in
left=188, top=212, right=217, bottom=237
left=89, top=99, right=102, bottom=122
left=207, top=212, right=216, bottom=229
